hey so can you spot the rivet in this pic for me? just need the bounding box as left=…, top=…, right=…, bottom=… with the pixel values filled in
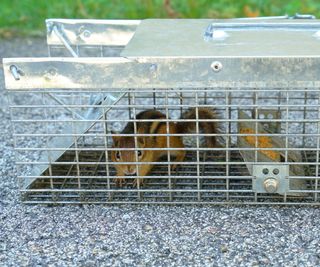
left=211, top=61, right=223, bottom=72
left=273, top=168, right=279, bottom=175
left=150, top=64, right=157, bottom=72
left=83, top=30, right=91, bottom=38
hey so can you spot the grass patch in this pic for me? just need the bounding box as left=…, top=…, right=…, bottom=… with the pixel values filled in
left=1, top=0, right=320, bottom=37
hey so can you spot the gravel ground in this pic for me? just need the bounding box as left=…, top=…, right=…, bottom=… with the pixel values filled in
left=1, top=38, right=320, bottom=267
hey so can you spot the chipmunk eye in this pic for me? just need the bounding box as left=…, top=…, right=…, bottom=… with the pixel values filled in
left=137, top=150, right=142, bottom=158
left=115, top=151, right=121, bottom=161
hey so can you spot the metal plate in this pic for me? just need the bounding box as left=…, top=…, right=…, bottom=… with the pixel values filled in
left=46, top=19, right=140, bottom=46
left=253, top=165, right=289, bottom=194
left=122, top=19, right=320, bottom=57
left=4, top=57, right=320, bottom=90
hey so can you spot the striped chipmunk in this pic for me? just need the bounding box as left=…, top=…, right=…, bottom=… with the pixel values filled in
left=111, top=108, right=218, bottom=187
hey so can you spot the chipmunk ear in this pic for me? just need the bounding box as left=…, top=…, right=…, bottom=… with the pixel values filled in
left=137, top=128, right=146, bottom=147
left=111, top=131, right=120, bottom=145
left=138, top=136, right=146, bottom=147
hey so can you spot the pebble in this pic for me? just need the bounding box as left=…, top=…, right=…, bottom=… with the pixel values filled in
left=143, top=224, right=153, bottom=232
left=221, top=245, right=228, bottom=253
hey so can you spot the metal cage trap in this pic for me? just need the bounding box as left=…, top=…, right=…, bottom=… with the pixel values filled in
left=3, top=17, right=320, bottom=204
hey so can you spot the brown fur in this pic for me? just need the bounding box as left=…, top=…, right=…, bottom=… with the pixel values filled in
left=111, top=108, right=217, bottom=187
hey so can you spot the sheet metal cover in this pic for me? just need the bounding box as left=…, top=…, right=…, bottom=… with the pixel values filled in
left=121, top=19, right=320, bottom=57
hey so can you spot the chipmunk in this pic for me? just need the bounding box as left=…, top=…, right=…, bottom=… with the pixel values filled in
left=111, top=108, right=217, bottom=187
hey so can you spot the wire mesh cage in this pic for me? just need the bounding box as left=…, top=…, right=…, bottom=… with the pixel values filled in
left=3, top=18, right=320, bottom=204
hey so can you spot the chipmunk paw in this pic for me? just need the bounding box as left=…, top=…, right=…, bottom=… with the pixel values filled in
left=171, top=164, right=179, bottom=172
left=114, top=177, right=126, bottom=187
left=133, top=178, right=144, bottom=188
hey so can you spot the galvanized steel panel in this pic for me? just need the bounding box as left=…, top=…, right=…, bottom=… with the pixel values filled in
left=3, top=57, right=320, bottom=90
left=46, top=19, right=140, bottom=46
left=122, top=19, right=320, bottom=57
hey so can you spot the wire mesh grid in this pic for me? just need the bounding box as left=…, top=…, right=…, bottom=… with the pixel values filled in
left=7, top=87, right=320, bottom=204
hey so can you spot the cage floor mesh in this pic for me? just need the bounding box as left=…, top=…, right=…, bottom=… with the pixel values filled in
left=23, top=147, right=318, bottom=204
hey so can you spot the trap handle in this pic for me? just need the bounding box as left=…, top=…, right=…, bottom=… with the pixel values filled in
left=204, top=14, right=319, bottom=41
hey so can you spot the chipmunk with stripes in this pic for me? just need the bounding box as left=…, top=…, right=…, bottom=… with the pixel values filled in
left=111, top=108, right=217, bottom=187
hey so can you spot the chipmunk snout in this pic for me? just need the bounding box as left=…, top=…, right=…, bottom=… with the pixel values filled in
left=124, top=166, right=137, bottom=176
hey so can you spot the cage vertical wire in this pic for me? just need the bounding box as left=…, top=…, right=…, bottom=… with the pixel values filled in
left=3, top=18, right=320, bottom=204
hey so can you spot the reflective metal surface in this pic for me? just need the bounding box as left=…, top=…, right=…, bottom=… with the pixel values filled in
left=122, top=19, right=320, bottom=57
left=4, top=57, right=320, bottom=90
left=46, top=19, right=140, bottom=46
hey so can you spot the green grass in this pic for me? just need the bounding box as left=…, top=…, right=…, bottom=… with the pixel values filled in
left=1, top=0, right=320, bottom=37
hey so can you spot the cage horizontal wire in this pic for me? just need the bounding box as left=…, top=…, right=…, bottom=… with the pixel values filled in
left=3, top=18, right=320, bottom=204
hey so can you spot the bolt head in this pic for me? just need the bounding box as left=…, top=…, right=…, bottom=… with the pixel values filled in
left=263, top=178, right=279, bottom=193
left=49, top=68, right=57, bottom=76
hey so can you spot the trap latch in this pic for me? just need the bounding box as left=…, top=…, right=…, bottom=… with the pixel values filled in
left=253, top=165, right=289, bottom=194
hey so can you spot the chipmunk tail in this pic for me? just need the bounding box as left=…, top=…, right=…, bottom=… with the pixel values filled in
left=177, top=107, right=218, bottom=147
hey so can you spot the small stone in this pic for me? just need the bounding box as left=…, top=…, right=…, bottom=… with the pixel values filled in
left=92, top=248, right=100, bottom=255
left=102, top=246, right=109, bottom=251
left=0, top=242, right=6, bottom=251
left=221, top=245, right=228, bottom=253
left=162, top=248, right=171, bottom=255
left=260, top=258, right=270, bottom=264
left=251, top=260, right=259, bottom=267
left=143, top=224, right=153, bottom=232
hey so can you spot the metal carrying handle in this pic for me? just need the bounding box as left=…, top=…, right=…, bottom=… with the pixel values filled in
left=206, top=22, right=320, bottom=31
left=235, top=13, right=316, bottom=20
left=204, top=13, right=318, bottom=41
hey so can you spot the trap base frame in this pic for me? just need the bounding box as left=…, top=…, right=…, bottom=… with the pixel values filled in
left=3, top=18, right=320, bottom=204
